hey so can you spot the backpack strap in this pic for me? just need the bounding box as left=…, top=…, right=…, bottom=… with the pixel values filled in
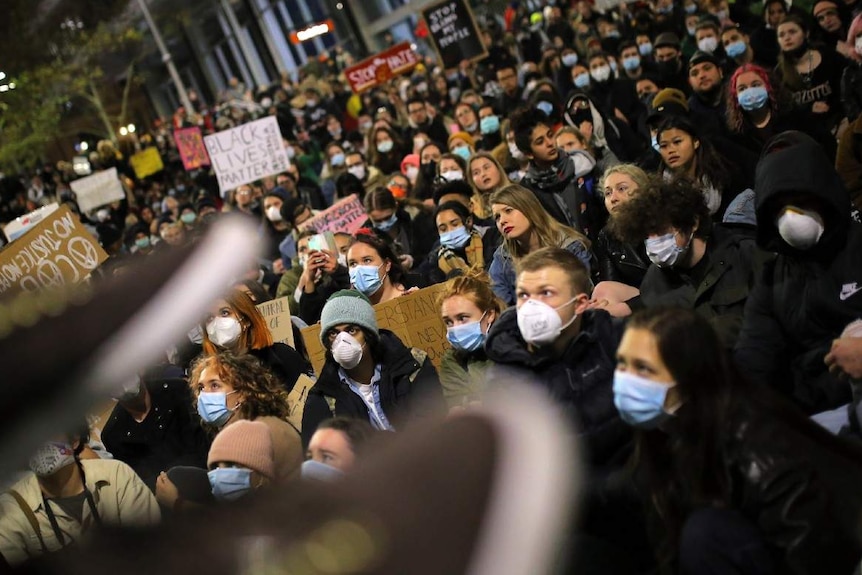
left=6, top=490, right=48, bottom=554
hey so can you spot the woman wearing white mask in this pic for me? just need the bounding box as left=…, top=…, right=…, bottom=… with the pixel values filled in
left=301, top=290, right=443, bottom=447
left=436, top=152, right=468, bottom=183
left=0, top=428, right=159, bottom=566
left=202, top=288, right=312, bottom=390
left=260, top=188, right=294, bottom=273
left=438, top=269, right=504, bottom=410
left=610, top=177, right=760, bottom=348
left=185, top=352, right=303, bottom=484
left=614, top=306, right=862, bottom=574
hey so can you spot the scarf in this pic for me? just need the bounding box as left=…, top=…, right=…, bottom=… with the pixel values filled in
left=438, top=232, right=485, bottom=276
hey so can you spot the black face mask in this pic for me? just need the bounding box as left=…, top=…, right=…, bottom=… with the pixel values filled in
left=656, top=58, right=680, bottom=77
left=785, top=39, right=809, bottom=59
left=421, top=161, right=438, bottom=179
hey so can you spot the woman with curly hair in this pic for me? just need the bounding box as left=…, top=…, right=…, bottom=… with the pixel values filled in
left=726, top=63, right=837, bottom=158
left=188, top=352, right=303, bottom=483
left=610, top=177, right=761, bottom=348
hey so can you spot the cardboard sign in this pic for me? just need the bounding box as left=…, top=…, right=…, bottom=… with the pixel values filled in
left=344, top=42, right=422, bottom=94
left=256, top=296, right=296, bottom=348
left=298, top=194, right=366, bottom=235
left=301, top=283, right=451, bottom=375
left=0, top=205, right=109, bottom=295
left=129, top=147, right=165, bottom=180
left=174, top=127, right=211, bottom=171
left=3, top=204, right=59, bottom=242
left=286, top=374, right=315, bottom=431
left=422, top=0, right=488, bottom=70
left=204, top=116, right=290, bottom=194
left=70, top=168, right=125, bottom=213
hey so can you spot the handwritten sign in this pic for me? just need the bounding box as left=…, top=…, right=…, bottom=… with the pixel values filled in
left=204, top=116, right=290, bottom=194
left=70, top=168, right=125, bottom=213
left=0, top=205, right=108, bottom=296
left=422, top=0, right=488, bottom=70
left=174, top=127, right=211, bottom=171
left=301, top=283, right=450, bottom=375
left=129, top=147, right=165, bottom=180
left=344, top=42, right=422, bottom=94
left=255, top=296, right=295, bottom=348
left=286, top=374, right=315, bottom=431
left=298, top=194, right=366, bottom=235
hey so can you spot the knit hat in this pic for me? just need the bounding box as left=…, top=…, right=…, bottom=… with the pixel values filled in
left=401, top=154, right=420, bottom=173
left=448, top=131, right=476, bottom=149
left=688, top=50, right=719, bottom=69
left=647, top=88, right=689, bottom=125
left=208, top=420, right=275, bottom=480
left=654, top=32, right=681, bottom=49
left=166, top=466, right=214, bottom=505
left=265, top=186, right=291, bottom=204
left=319, top=290, right=379, bottom=344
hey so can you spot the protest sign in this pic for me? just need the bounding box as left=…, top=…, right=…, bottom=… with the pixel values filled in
left=3, top=204, right=60, bottom=242
left=173, top=127, right=211, bottom=171
left=298, top=194, right=366, bottom=235
left=422, top=0, right=488, bottom=70
left=204, top=116, right=290, bottom=194
left=129, top=147, right=165, bottom=180
left=0, top=205, right=108, bottom=296
left=301, top=283, right=450, bottom=375
left=286, top=374, right=315, bottom=431
left=70, top=168, right=125, bottom=213
left=255, top=296, right=296, bottom=348
left=344, top=42, right=422, bottom=94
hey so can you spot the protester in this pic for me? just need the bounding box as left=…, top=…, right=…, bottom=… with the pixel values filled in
left=206, top=420, right=276, bottom=502
left=303, top=417, right=375, bottom=479
left=361, top=187, right=436, bottom=268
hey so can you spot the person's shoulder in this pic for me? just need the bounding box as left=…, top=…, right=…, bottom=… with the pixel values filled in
left=82, top=457, right=140, bottom=483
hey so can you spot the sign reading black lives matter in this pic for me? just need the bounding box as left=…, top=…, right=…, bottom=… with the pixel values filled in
left=204, top=115, right=290, bottom=194
left=422, top=0, right=488, bottom=70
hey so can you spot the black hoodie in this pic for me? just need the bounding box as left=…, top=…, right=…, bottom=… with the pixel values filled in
left=734, top=132, right=862, bottom=412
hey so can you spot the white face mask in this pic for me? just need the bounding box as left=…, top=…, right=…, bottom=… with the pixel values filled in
left=331, top=331, right=364, bottom=369
left=590, top=65, right=612, bottom=82
left=337, top=253, right=348, bottom=267
left=29, top=441, right=76, bottom=477
left=516, top=297, right=578, bottom=346
left=509, top=141, right=525, bottom=160
left=697, top=36, right=718, bottom=53
left=855, top=36, right=862, bottom=56
left=265, top=206, right=283, bottom=222
left=348, top=165, right=367, bottom=181
left=777, top=207, right=824, bottom=250
left=405, top=165, right=419, bottom=182
left=206, top=317, right=242, bottom=348
left=442, top=170, right=464, bottom=181
left=645, top=231, right=691, bottom=268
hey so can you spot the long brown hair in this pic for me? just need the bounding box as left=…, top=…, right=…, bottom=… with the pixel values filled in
left=467, top=152, right=511, bottom=218
left=202, top=289, right=273, bottom=355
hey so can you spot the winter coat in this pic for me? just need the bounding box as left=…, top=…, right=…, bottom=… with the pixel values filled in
left=841, top=59, right=862, bottom=122
left=301, top=330, right=444, bottom=446
left=489, top=235, right=593, bottom=306
left=735, top=133, right=862, bottom=413
left=639, top=225, right=763, bottom=348
left=417, top=225, right=502, bottom=286
left=438, top=348, right=494, bottom=410
left=249, top=342, right=312, bottom=390
left=485, top=308, right=632, bottom=468
left=593, top=226, right=650, bottom=287
left=731, top=105, right=837, bottom=160
left=836, top=113, right=862, bottom=210
left=360, top=209, right=438, bottom=264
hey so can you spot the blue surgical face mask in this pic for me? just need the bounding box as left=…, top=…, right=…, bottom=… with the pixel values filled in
left=638, top=42, right=653, bottom=56
left=453, top=145, right=472, bottom=161
left=737, top=85, right=769, bottom=111
left=208, top=467, right=253, bottom=501
left=480, top=115, right=500, bottom=135
left=447, top=313, right=487, bottom=352
left=645, top=231, right=690, bottom=268
left=330, top=152, right=345, bottom=167
left=685, top=3, right=698, bottom=13
left=349, top=263, right=385, bottom=296
left=725, top=40, right=746, bottom=58
left=373, top=212, right=398, bottom=231
left=651, top=134, right=660, bottom=152
left=623, top=56, right=641, bottom=71
left=613, top=370, right=676, bottom=429
left=180, top=212, right=196, bottom=225
left=197, top=390, right=238, bottom=427
left=562, top=53, right=579, bottom=67
left=536, top=100, right=555, bottom=117
left=574, top=73, right=590, bottom=88
left=135, top=237, right=150, bottom=249
left=301, top=459, right=344, bottom=481
left=377, top=140, right=394, bottom=154
left=440, top=225, right=471, bottom=249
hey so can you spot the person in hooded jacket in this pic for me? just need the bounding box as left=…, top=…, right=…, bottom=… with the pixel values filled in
left=584, top=51, right=643, bottom=127
left=300, top=290, right=444, bottom=447
left=562, top=92, right=646, bottom=168
left=361, top=187, right=437, bottom=269
left=611, top=176, right=763, bottom=348
left=485, top=247, right=632, bottom=469
left=735, top=131, right=862, bottom=414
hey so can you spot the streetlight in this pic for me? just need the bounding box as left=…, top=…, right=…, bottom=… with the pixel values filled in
left=118, top=123, right=135, bottom=136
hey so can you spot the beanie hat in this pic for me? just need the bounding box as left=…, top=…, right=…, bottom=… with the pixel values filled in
left=647, top=88, right=690, bottom=124
left=208, top=420, right=275, bottom=480
left=319, top=290, right=379, bottom=344
left=688, top=50, right=719, bottom=69
left=265, top=186, right=291, bottom=204
left=654, top=32, right=681, bottom=49
left=448, top=131, right=476, bottom=149
left=166, top=466, right=214, bottom=505
left=401, top=154, right=420, bottom=173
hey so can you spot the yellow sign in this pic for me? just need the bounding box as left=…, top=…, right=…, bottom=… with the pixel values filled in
left=129, top=147, right=164, bottom=179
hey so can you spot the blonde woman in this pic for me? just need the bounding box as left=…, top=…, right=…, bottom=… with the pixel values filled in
left=467, top=152, right=511, bottom=219
left=488, top=184, right=592, bottom=305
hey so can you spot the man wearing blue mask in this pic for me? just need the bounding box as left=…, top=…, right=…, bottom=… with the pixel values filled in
left=485, top=247, right=631, bottom=468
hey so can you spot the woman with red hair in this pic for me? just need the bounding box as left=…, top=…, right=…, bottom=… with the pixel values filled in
left=726, top=63, right=836, bottom=158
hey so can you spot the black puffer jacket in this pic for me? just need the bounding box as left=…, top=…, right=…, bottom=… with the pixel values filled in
left=301, top=330, right=444, bottom=446
left=485, top=308, right=631, bottom=468
left=593, top=226, right=650, bottom=287
left=735, top=132, right=862, bottom=412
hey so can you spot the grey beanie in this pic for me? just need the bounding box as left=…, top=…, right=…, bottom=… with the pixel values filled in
left=319, top=290, right=379, bottom=344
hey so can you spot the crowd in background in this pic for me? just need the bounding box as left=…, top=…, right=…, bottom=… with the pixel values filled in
left=5, top=0, right=862, bottom=572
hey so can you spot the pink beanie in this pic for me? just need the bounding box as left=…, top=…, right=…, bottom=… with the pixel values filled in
left=208, top=420, right=275, bottom=480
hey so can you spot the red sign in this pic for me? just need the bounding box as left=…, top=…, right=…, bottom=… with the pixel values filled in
left=344, top=42, right=421, bottom=94
left=173, top=127, right=210, bottom=171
